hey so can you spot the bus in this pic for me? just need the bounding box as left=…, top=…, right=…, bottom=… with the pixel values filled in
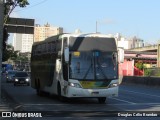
left=31, top=33, right=124, bottom=103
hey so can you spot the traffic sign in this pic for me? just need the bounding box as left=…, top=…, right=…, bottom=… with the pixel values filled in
left=5, top=17, right=34, bottom=34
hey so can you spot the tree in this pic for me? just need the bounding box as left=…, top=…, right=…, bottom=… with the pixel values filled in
left=2, top=44, right=19, bottom=62
left=4, top=0, right=29, bottom=24
left=135, top=60, right=145, bottom=70
left=3, top=26, right=9, bottom=52
left=3, top=0, right=29, bottom=61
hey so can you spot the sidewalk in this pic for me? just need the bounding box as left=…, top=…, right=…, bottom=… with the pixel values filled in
left=0, top=85, right=15, bottom=111
left=0, top=99, right=13, bottom=112
left=0, top=88, right=14, bottom=120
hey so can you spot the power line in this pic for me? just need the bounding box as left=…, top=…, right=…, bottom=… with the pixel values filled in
left=13, top=0, right=48, bottom=12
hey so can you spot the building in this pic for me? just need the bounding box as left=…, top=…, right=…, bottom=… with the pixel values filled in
left=34, top=23, right=63, bottom=42
left=115, top=33, right=144, bottom=50
left=130, top=36, right=144, bottom=48
left=13, top=33, right=33, bottom=53
left=12, top=23, right=63, bottom=53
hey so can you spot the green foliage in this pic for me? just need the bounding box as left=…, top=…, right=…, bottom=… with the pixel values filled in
left=17, top=0, right=29, bottom=7
left=16, top=55, right=28, bottom=62
left=4, top=0, right=29, bottom=23
left=144, top=69, right=151, bottom=76
left=3, top=0, right=29, bottom=56
left=2, top=44, right=18, bottom=62
left=3, top=26, right=9, bottom=52
left=135, top=60, right=145, bottom=70
left=2, top=44, right=28, bottom=62
left=155, top=71, right=160, bottom=76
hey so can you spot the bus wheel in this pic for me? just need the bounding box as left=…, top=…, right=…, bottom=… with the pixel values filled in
left=36, top=79, right=42, bottom=96
left=98, top=97, right=106, bottom=104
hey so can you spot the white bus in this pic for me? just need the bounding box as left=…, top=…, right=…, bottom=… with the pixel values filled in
left=31, top=33, right=124, bottom=103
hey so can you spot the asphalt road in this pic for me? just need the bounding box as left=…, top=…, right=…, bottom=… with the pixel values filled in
left=1, top=76, right=160, bottom=120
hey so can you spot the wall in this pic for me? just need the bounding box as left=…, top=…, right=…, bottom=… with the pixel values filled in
left=122, top=76, right=160, bottom=86
left=119, top=59, right=134, bottom=76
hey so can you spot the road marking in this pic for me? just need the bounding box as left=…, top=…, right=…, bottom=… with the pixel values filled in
left=23, top=103, right=69, bottom=106
left=23, top=103, right=160, bottom=107
left=108, top=103, right=160, bottom=106
left=110, top=98, right=136, bottom=104
left=121, top=89, right=160, bottom=98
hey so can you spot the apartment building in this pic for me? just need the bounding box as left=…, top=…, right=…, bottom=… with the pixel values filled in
left=13, top=33, right=33, bottom=53
left=12, top=23, right=63, bottom=53
left=115, top=33, right=144, bottom=49
left=34, top=23, right=63, bottom=42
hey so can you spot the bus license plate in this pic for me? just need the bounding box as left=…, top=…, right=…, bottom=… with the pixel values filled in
left=91, top=91, right=99, bottom=95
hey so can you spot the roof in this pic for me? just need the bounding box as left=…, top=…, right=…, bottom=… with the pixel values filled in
left=33, top=33, right=116, bottom=46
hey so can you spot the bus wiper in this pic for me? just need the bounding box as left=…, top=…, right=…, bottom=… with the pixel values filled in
left=83, top=59, right=93, bottom=79
left=97, top=60, right=108, bottom=80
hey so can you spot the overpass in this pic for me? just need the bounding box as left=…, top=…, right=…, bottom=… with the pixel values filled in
left=128, top=44, right=160, bottom=67
left=129, top=45, right=158, bottom=52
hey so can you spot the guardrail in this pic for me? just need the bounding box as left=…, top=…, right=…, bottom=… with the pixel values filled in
left=122, top=76, right=160, bottom=86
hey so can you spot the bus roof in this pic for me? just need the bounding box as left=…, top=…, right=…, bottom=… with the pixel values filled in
left=33, top=33, right=115, bottom=46
left=62, top=33, right=114, bottom=38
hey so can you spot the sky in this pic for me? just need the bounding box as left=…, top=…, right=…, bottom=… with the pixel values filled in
left=10, top=0, right=160, bottom=44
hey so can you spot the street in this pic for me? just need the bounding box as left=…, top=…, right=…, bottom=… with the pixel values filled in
left=1, top=76, right=160, bottom=120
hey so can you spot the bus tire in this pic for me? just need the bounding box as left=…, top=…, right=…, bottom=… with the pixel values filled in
left=36, top=79, right=42, bottom=96
left=98, top=97, right=106, bottom=104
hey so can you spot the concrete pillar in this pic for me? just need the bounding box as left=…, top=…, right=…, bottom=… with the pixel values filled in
left=157, top=44, right=160, bottom=67
left=0, top=0, right=4, bottom=102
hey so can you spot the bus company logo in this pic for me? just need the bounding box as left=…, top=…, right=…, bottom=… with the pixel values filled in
left=2, top=112, right=11, bottom=117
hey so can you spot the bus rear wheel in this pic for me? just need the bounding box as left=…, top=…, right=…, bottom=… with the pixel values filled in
left=36, top=79, right=42, bottom=96
left=98, top=97, right=106, bottom=104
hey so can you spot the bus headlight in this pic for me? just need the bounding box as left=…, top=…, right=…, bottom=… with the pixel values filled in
left=25, top=78, right=29, bottom=82
left=109, top=83, right=118, bottom=88
left=69, top=82, right=82, bottom=88
left=15, top=79, right=19, bottom=82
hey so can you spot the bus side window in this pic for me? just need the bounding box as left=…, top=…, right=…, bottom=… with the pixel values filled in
left=48, top=43, right=51, bottom=53
left=41, top=44, right=44, bottom=54
left=52, top=41, right=56, bottom=52
left=63, top=37, right=68, bottom=48
left=34, top=46, right=37, bottom=55
left=62, top=38, right=68, bottom=81
left=57, top=39, right=62, bottom=52
left=37, top=45, right=41, bottom=54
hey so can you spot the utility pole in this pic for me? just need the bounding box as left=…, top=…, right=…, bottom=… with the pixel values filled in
left=0, top=0, right=4, bottom=102
left=96, top=21, right=98, bottom=33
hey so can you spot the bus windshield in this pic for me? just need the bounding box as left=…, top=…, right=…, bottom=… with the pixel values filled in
left=69, top=51, right=118, bottom=80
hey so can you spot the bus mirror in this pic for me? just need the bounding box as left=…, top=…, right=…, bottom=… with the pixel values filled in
left=64, top=47, right=69, bottom=62
left=118, top=47, right=124, bottom=63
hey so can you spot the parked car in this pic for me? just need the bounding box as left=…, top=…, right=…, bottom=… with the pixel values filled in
left=13, top=71, right=30, bottom=86
left=6, top=70, right=17, bottom=83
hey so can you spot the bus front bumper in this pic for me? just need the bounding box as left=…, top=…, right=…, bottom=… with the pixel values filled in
left=66, top=86, right=119, bottom=98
